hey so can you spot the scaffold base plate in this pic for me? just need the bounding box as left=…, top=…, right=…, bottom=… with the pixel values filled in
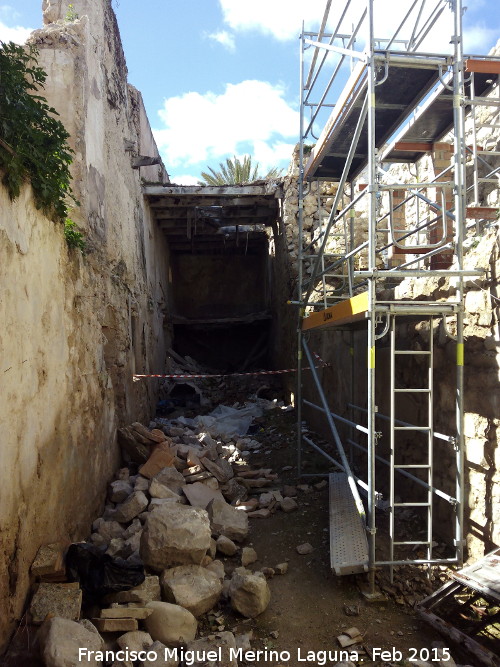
left=329, top=472, right=369, bottom=576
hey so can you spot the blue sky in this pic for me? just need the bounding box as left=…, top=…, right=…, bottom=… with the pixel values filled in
left=2, top=1, right=500, bottom=184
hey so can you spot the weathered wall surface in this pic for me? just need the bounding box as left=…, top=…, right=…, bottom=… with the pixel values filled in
left=0, top=0, right=171, bottom=651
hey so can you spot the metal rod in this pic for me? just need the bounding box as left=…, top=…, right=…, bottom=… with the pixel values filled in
left=303, top=95, right=369, bottom=304
left=302, top=338, right=366, bottom=522
left=353, top=269, right=483, bottom=277
left=346, top=439, right=457, bottom=505
left=303, top=399, right=370, bottom=434
left=348, top=403, right=454, bottom=443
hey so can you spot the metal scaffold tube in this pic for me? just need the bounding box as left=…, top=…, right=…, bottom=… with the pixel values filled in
left=296, top=0, right=472, bottom=583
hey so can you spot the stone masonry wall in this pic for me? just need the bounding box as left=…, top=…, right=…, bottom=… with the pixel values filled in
left=0, top=0, right=172, bottom=651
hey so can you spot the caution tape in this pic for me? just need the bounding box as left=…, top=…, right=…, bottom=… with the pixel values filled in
left=133, top=353, right=329, bottom=380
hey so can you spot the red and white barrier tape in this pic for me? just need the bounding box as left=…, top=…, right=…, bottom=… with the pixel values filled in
left=133, top=353, right=329, bottom=380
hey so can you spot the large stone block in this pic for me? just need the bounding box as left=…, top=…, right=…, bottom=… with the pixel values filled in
left=160, top=565, right=222, bottom=617
left=207, top=498, right=248, bottom=542
left=38, top=617, right=103, bottom=667
left=144, top=601, right=197, bottom=647
left=228, top=570, right=270, bottom=618
left=140, top=504, right=211, bottom=571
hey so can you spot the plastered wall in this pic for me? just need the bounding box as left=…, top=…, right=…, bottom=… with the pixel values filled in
left=0, top=0, right=171, bottom=651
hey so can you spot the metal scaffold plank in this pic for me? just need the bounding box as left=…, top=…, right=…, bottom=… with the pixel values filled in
left=329, top=473, right=369, bottom=576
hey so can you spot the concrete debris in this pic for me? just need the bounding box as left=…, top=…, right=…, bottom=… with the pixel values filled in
left=30, top=582, right=82, bottom=625
left=38, top=617, right=103, bottom=667
left=140, top=503, right=211, bottom=570
left=144, top=600, right=198, bottom=646
left=207, top=498, right=249, bottom=542
left=228, top=569, right=271, bottom=618
left=160, top=564, right=223, bottom=617
left=296, top=542, right=314, bottom=555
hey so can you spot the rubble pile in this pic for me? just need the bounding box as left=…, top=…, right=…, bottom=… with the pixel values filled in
left=27, top=400, right=303, bottom=667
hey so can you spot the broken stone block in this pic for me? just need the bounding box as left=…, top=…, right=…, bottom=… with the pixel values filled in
left=229, top=570, right=270, bottom=618
left=134, top=476, right=150, bottom=492
left=109, top=480, right=133, bottom=503
left=296, top=542, right=314, bottom=555
left=201, top=457, right=233, bottom=483
left=118, top=426, right=151, bottom=463
left=186, top=631, right=238, bottom=667
left=38, top=617, right=103, bottom=667
left=97, top=520, right=125, bottom=542
left=209, top=538, right=217, bottom=559
left=31, top=543, right=65, bottom=579
left=208, top=498, right=249, bottom=542
left=131, top=422, right=166, bottom=443
left=160, top=564, right=223, bottom=617
left=123, top=518, right=142, bottom=539
left=30, top=583, right=82, bottom=624
left=235, top=498, right=259, bottom=512
left=314, top=479, right=328, bottom=490
left=106, top=538, right=131, bottom=559
left=143, top=640, right=178, bottom=667
left=201, top=477, right=220, bottom=491
left=104, top=575, right=161, bottom=605
left=183, top=481, right=224, bottom=509
left=241, top=547, right=258, bottom=567
left=150, top=478, right=182, bottom=500
left=139, top=443, right=176, bottom=479
left=258, top=492, right=274, bottom=507
left=216, top=535, right=238, bottom=556
left=279, top=497, right=298, bottom=513
left=247, top=508, right=271, bottom=519
left=144, top=601, right=197, bottom=647
left=140, top=503, right=211, bottom=571
left=221, top=478, right=247, bottom=504
left=100, top=606, right=153, bottom=619
left=92, top=617, right=138, bottom=632
left=117, top=630, right=154, bottom=653
left=282, top=485, right=297, bottom=497
left=113, top=490, right=149, bottom=523
left=153, top=466, right=186, bottom=494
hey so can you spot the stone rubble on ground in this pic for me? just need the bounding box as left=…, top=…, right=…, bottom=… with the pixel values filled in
left=30, top=397, right=306, bottom=666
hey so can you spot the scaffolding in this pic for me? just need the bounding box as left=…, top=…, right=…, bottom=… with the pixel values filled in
left=296, top=0, right=500, bottom=591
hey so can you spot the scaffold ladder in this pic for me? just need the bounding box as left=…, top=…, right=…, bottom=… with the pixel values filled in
left=389, top=315, right=434, bottom=581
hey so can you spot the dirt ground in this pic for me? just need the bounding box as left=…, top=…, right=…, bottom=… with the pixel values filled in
left=218, top=404, right=473, bottom=667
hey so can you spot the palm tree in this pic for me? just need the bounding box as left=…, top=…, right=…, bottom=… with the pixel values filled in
left=198, top=155, right=282, bottom=185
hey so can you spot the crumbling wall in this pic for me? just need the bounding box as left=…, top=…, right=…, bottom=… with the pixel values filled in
left=0, top=0, right=171, bottom=651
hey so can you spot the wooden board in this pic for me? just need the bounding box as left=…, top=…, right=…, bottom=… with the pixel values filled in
left=302, top=292, right=369, bottom=331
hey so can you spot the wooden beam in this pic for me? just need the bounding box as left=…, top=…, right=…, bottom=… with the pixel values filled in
left=465, top=59, right=500, bottom=74
left=143, top=184, right=282, bottom=197
left=393, top=141, right=433, bottom=152
left=302, top=292, right=369, bottom=331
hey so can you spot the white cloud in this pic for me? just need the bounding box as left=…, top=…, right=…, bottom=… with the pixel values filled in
left=0, top=20, right=33, bottom=44
left=205, top=29, right=236, bottom=51
left=153, top=79, right=298, bottom=174
left=216, top=0, right=464, bottom=53
left=170, top=174, right=201, bottom=185
left=0, top=5, right=33, bottom=43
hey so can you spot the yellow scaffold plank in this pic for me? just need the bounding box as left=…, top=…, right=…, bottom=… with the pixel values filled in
left=302, top=291, right=369, bottom=331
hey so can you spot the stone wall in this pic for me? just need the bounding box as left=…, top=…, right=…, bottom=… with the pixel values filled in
left=0, top=0, right=171, bottom=651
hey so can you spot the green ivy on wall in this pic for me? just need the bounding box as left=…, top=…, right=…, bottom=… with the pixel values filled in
left=0, top=41, right=78, bottom=225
